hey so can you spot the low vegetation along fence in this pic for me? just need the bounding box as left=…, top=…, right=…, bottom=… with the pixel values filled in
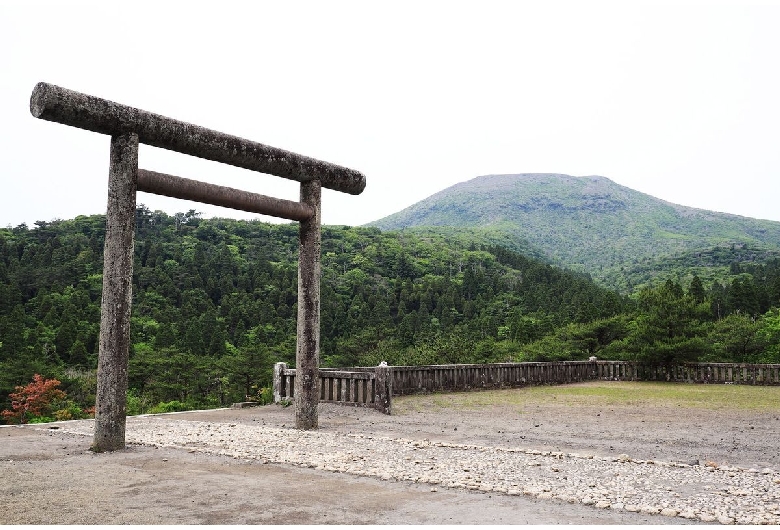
left=273, top=360, right=780, bottom=414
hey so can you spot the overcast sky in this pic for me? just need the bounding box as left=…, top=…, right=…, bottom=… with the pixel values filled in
left=2, top=0, right=779, bottom=228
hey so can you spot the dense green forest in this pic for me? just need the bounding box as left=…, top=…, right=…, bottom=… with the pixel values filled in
left=2, top=207, right=780, bottom=423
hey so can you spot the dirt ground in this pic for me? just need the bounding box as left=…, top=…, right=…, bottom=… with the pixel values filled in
left=5, top=382, right=778, bottom=525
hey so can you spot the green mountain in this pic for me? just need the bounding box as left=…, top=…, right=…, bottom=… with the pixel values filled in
left=369, top=173, right=780, bottom=292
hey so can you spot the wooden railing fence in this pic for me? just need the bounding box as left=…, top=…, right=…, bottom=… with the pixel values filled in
left=594, top=361, right=780, bottom=385
left=272, top=360, right=780, bottom=415
left=273, top=363, right=392, bottom=414
left=389, top=361, right=595, bottom=395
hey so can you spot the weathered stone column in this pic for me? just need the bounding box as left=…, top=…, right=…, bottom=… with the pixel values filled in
left=375, top=364, right=392, bottom=415
left=294, top=179, right=321, bottom=429
left=93, top=133, right=138, bottom=452
left=273, top=362, right=287, bottom=404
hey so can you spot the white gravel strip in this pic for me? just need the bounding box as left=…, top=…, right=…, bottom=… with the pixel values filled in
left=54, top=416, right=780, bottom=525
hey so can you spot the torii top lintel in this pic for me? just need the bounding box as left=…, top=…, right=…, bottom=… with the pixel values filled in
left=29, top=82, right=366, bottom=196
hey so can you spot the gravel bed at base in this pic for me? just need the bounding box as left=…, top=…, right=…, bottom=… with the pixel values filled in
left=54, top=416, right=780, bottom=525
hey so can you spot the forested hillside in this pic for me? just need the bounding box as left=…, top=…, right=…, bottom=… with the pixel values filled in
left=371, top=174, right=780, bottom=293
left=3, top=205, right=780, bottom=423
left=0, top=208, right=623, bottom=420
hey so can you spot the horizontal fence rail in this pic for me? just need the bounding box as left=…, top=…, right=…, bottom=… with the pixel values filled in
left=272, top=360, right=780, bottom=415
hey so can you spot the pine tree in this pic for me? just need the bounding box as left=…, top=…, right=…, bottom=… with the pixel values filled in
left=688, top=275, right=706, bottom=304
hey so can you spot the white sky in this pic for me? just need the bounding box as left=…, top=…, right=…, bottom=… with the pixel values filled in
left=1, top=0, right=779, bottom=228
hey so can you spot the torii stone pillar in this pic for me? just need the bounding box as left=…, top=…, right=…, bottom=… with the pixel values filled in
left=295, top=180, right=321, bottom=429
left=94, top=133, right=138, bottom=451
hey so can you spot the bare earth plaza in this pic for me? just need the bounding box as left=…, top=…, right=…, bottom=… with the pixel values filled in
left=4, top=381, right=780, bottom=524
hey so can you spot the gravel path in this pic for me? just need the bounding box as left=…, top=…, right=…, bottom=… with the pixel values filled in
left=54, top=414, right=780, bottom=525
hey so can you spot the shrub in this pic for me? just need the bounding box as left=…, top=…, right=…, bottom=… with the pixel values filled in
left=248, top=385, right=275, bottom=405
left=52, top=402, right=95, bottom=421
left=126, top=390, right=152, bottom=416
left=258, top=386, right=274, bottom=405
left=28, top=416, right=55, bottom=424
left=1, top=374, right=67, bottom=424
left=148, top=400, right=188, bottom=414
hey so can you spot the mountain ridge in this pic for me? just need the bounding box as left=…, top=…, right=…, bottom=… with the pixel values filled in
left=369, top=173, right=780, bottom=291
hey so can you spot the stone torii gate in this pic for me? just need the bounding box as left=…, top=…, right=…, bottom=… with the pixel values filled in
left=30, top=82, right=366, bottom=451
